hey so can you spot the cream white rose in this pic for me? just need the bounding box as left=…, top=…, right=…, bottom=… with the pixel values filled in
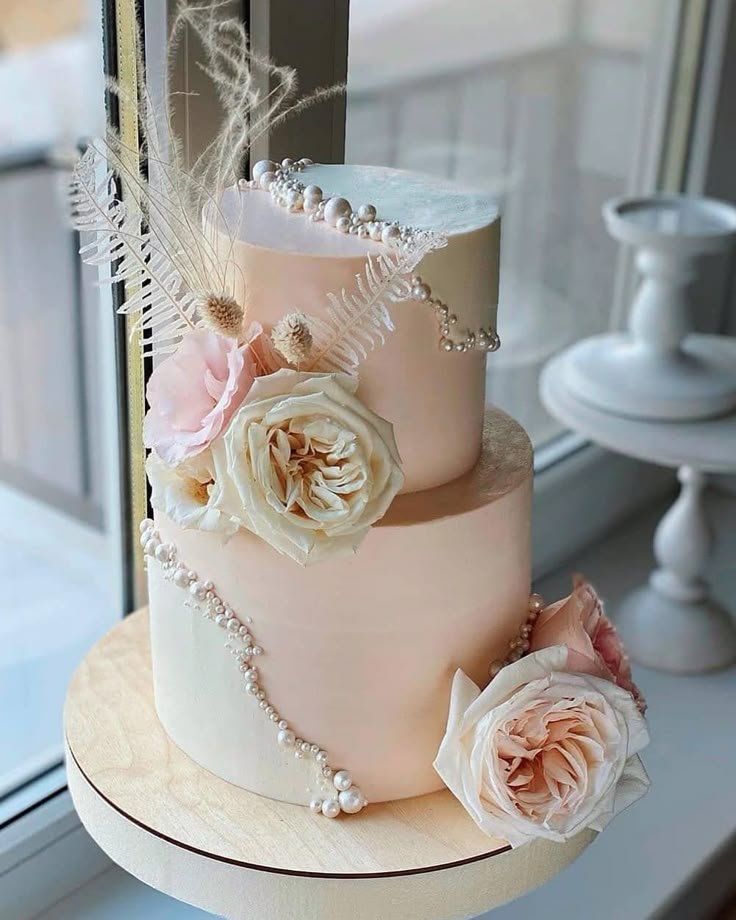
left=210, top=369, right=404, bottom=565
left=146, top=451, right=238, bottom=537
left=433, top=646, right=650, bottom=848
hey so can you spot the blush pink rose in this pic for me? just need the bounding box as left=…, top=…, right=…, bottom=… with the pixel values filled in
left=144, top=329, right=256, bottom=466
left=530, top=577, right=646, bottom=713
left=433, top=648, right=650, bottom=847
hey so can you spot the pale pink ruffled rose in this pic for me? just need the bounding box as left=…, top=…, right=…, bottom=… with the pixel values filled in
left=433, top=647, right=650, bottom=848
left=210, top=369, right=404, bottom=565
left=144, top=328, right=257, bottom=466
left=530, top=578, right=646, bottom=713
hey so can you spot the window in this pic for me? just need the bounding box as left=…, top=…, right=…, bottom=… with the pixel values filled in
left=345, top=0, right=682, bottom=450
left=0, top=0, right=122, bottom=817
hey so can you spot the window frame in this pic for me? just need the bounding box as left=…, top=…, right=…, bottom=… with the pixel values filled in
left=4, top=0, right=736, bottom=912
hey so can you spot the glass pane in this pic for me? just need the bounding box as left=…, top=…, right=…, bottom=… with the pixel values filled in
left=0, top=0, right=119, bottom=803
left=345, top=0, right=674, bottom=447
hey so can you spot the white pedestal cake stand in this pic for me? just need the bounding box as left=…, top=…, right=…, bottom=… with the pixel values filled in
left=64, top=611, right=594, bottom=920
left=541, top=355, right=736, bottom=674
left=560, top=194, right=736, bottom=421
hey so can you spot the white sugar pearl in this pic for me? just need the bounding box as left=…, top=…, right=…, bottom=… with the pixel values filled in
left=278, top=720, right=289, bottom=731
left=253, top=159, right=277, bottom=183
left=381, top=224, right=401, bottom=244
left=316, top=751, right=328, bottom=764
left=324, top=196, right=352, bottom=226
left=358, top=203, right=376, bottom=222
left=336, top=216, right=351, bottom=233
left=174, top=568, right=191, bottom=588
left=529, top=593, right=544, bottom=612
left=298, top=157, right=314, bottom=167
left=333, top=770, right=352, bottom=792
left=144, top=538, right=159, bottom=556
left=154, top=544, right=171, bottom=562
left=246, top=682, right=259, bottom=695
left=189, top=581, right=207, bottom=600
left=370, top=222, right=384, bottom=241
left=278, top=729, right=296, bottom=747
left=338, top=788, right=365, bottom=814
left=244, top=668, right=258, bottom=681
left=321, top=799, right=341, bottom=819
left=412, top=282, right=431, bottom=301
left=286, top=189, right=303, bottom=210
left=281, top=157, right=294, bottom=169
left=139, top=519, right=154, bottom=533
left=303, top=184, right=322, bottom=202
left=259, top=171, right=276, bottom=190
left=309, top=798, right=323, bottom=815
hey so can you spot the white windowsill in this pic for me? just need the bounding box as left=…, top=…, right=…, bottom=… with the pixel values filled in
left=8, top=488, right=736, bottom=920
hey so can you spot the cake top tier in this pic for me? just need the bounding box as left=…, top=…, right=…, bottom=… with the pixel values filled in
left=217, top=163, right=498, bottom=257
left=206, top=160, right=502, bottom=493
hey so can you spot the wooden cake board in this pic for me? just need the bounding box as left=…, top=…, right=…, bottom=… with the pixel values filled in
left=64, top=611, right=595, bottom=920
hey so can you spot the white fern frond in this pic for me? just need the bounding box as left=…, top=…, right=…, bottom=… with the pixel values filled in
left=305, top=232, right=447, bottom=373
left=69, top=147, right=196, bottom=356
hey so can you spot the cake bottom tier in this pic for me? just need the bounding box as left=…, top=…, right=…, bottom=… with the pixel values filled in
left=148, top=408, right=533, bottom=806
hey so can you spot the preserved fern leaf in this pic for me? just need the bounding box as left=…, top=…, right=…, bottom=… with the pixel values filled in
left=69, top=147, right=197, bottom=356
left=305, top=232, right=447, bottom=373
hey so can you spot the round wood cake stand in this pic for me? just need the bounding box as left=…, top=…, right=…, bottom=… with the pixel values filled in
left=64, top=611, right=595, bottom=920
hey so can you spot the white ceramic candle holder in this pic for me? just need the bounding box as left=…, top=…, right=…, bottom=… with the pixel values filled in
left=562, top=193, right=736, bottom=421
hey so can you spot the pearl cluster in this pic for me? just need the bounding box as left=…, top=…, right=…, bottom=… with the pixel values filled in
left=409, top=273, right=500, bottom=355
left=139, top=519, right=367, bottom=819
left=488, top=593, right=545, bottom=678
left=244, top=157, right=421, bottom=247
left=241, top=156, right=502, bottom=356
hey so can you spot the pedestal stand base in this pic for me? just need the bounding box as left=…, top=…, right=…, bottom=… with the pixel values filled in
left=64, top=611, right=595, bottom=920
left=616, top=586, right=736, bottom=673
left=560, top=333, right=736, bottom=421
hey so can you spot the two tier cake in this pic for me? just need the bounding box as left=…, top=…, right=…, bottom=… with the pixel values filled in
left=71, top=0, right=649, bottom=864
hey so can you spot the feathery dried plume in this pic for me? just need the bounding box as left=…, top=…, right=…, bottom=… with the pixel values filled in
left=69, top=0, right=344, bottom=356
left=271, top=312, right=314, bottom=366
left=199, top=293, right=245, bottom=337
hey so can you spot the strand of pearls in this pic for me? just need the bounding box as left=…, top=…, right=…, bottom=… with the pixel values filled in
left=488, top=593, right=545, bottom=678
left=240, top=157, right=502, bottom=356
left=410, top=273, right=500, bottom=355
left=140, top=519, right=367, bottom=819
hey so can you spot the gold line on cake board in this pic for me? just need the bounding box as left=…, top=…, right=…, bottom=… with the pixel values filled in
left=65, top=740, right=516, bottom=880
